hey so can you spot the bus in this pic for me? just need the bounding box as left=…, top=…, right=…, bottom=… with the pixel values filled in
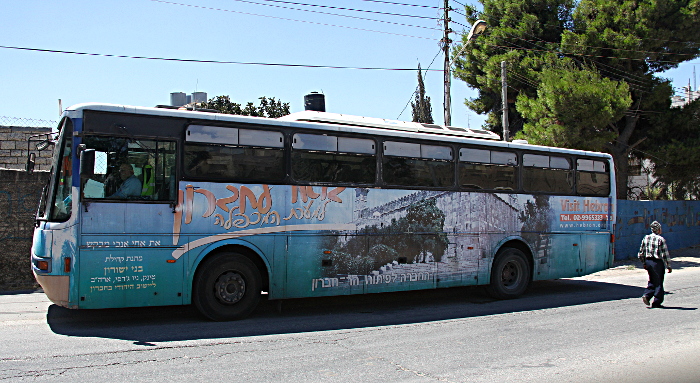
left=30, top=103, right=615, bottom=321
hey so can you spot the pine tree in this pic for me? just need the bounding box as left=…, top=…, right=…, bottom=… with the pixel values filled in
left=411, top=65, right=434, bottom=124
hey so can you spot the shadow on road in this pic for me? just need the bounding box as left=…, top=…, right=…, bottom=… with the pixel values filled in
left=47, top=278, right=651, bottom=344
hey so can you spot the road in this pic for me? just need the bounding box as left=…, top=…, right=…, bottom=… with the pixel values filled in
left=1, top=254, right=699, bottom=383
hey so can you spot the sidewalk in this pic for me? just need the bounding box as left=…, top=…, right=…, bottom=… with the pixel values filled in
left=585, top=245, right=700, bottom=279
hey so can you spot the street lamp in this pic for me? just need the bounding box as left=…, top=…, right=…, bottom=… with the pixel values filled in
left=444, top=20, right=487, bottom=127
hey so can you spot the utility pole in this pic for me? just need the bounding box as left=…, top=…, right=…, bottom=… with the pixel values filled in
left=443, top=0, right=452, bottom=127
left=501, top=61, right=509, bottom=141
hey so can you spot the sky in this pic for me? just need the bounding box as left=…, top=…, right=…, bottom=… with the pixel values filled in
left=1, top=0, right=698, bottom=130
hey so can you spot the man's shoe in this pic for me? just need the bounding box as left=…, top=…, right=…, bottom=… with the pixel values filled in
left=642, top=296, right=650, bottom=306
left=651, top=303, right=664, bottom=308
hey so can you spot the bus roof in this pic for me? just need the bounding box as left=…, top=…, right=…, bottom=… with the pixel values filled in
left=277, top=111, right=502, bottom=141
left=64, top=102, right=612, bottom=160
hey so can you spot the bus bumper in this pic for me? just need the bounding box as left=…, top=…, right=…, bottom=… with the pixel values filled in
left=33, top=273, right=71, bottom=308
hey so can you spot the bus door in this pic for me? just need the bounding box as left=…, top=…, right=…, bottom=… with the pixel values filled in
left=547, top=234, right=583, bottom=279
left=580, top=232, right=612, bottom=274
left=77, top=137, right=182, bottom=308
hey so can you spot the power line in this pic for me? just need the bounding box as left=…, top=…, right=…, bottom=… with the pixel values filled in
left=0, top=45, right=445, bottom=71
left=483, top=42, right=696, bottom=66
left=151, top=0, right=438, bottom=39
left=451, top=20, right=469, bottom=29
left=495, top=33, right=696, bottom=95
left=356, top=0, right=440, bottom=9
left=185, top=0, right=439, bottom=20
left=450, top=8, right=467, bottom=18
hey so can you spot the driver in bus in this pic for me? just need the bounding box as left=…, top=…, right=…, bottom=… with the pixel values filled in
left=108, top=163, right=142, bottom=199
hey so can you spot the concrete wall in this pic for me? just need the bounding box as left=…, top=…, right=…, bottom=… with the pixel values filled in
left=0, top=126, right=53, bottom=171
left=615, top=200, right=700, bottom=259
left=0, top=169, right=49, bottom=291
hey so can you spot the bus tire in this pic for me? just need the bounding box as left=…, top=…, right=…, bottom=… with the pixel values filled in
left=485, top=247, right=530, bottom=299
left=193, top=252, right=261, bottom=321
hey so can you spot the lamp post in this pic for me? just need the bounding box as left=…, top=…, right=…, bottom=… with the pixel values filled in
left=444, top=19, right=487, bottom=127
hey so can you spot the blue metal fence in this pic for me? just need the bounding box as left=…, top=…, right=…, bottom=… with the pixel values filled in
left=615, top=200, right=700, bottom=259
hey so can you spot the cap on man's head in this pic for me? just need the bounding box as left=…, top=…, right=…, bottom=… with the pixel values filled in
left=650, top=221, right=661, bottom=234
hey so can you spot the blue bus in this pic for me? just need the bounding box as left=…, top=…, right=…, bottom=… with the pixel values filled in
left=30, top=103, right=615, bottom=320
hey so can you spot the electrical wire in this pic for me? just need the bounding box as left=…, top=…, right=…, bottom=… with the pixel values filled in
left=355, top=0, right=440, bottom=9
left=152, top=0, right=439, bottom=32
left=0, top=45, right=445, bottom=71
left=483, top=42, right=695, bottom=66
left=497, top=32, right=693, bottom=95
left=150, top=1, right=439, bottom=39
left=451, top=20, right=469, bottom=29
left=194, top=0, right=439, bottom=20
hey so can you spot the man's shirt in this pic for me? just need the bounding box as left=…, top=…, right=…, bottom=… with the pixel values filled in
left=638, top=232, right=671, bottom=269
left=109, top=176, right=142, bottom=199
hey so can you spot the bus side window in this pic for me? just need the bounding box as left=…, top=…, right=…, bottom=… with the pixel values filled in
left=291, top=134, right=376, bottom=185
left=383, top=141, right=453, bottom=188
left=184, top=128, right=285, bottom=183
left=576, top=159, right=610, bottom=196
left=522, top=154, right=573, bottom=194
left=459, top=149, right=517, bottom=191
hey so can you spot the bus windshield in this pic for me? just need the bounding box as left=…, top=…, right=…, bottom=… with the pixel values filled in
left=46, top=118, right=73, bottom=222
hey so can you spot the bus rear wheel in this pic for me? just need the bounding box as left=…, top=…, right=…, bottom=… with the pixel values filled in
left=193, top=252, right=261, bottom=321
left=485, top=247, right=530, bottom=299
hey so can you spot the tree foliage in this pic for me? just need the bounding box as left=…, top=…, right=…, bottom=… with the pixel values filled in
left=411, top=64, right=434, bottom=124
left=201, top=95, right=290, bottom=118
left=453, top=0, right=700, bottom=199
left=642, top=99, right=700, bottom=199
left=515, top=62, right=631, bottom=151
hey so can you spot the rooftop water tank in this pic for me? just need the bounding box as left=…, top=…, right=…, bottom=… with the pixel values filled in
left=170, top=92, right=187, bottom=107
left=304, top=92, right=326, bottom=112
left=192, top=92, right=208, bottom=104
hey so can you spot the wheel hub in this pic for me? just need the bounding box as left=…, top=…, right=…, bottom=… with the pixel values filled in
left=501, top=261, right=520, bottom=287
left=214, top=271, right=246, bottom=304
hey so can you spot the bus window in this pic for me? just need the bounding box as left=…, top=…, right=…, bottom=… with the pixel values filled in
left=522, top=154, right=573, bottom=194
left=49, top=119, right=74, bottom=221
left=459, top=148, right=517, bottom=191
left=577, top=159, right=610, bottom=196
left=184, top=128, right=285, bottom=183
left=383, top=141, right=453, bottom=188
left=81, top=136, right=176, bottom=201
left=292, top=133, right=376, bottom=184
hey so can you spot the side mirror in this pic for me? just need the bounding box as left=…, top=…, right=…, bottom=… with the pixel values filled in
left=80, top=149, right=95, bottom=178
left=26, top=153, right=36, bottom=174
left=36, top=139, right=55, bottom=151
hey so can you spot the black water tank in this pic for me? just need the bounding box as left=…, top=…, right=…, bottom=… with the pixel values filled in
left=304, top=92, right=326, bottom=112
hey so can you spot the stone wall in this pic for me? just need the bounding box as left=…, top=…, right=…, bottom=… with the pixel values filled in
left=0, top=169, right=49, bottom=291
left=0, top=126, right=53, bottom=171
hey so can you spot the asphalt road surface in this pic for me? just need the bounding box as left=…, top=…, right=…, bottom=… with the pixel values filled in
left=2, top=252, right=699, bottom=382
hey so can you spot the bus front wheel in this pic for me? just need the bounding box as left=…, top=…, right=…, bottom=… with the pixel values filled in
left=486, top=248, right=530, bottom=299
left=193, top=252, right=261, bottom=321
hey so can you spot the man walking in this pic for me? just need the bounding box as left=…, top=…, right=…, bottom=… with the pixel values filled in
left=638, top=221, right=672, bottom=308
